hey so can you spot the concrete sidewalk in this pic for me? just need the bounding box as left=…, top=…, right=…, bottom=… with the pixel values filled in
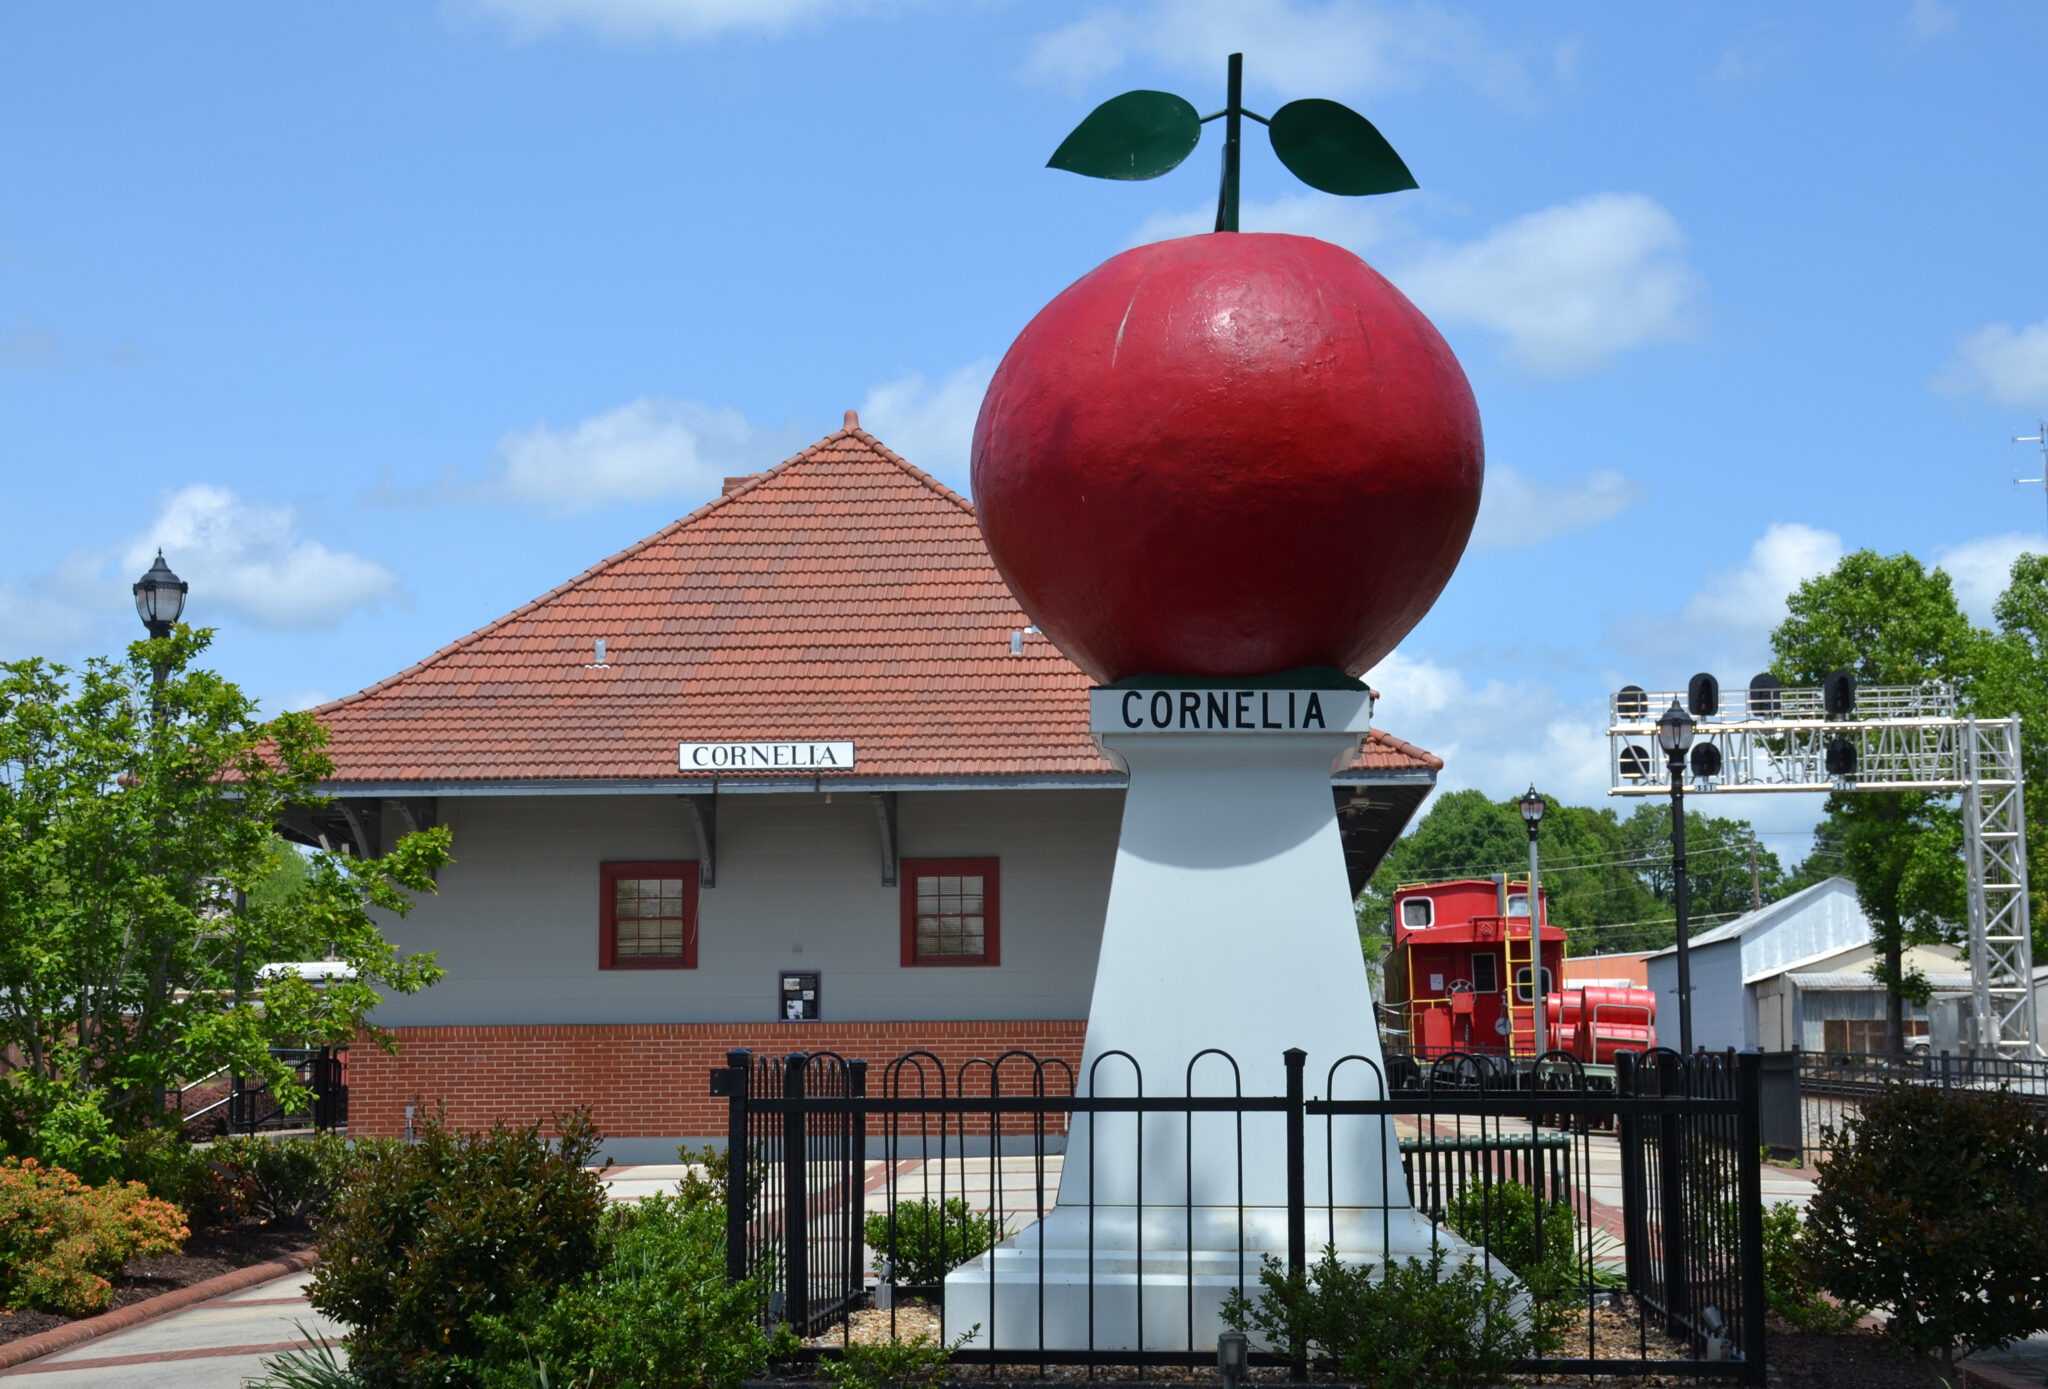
left=0, top=1269, right=339, bottom=1388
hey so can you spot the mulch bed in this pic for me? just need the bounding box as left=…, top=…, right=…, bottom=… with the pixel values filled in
left=0, top=1223, right=314, bottom=1348
left=1769, top=1323, right=1952, bottom=1389
left=779, top=1301, right=1961, bottom=1387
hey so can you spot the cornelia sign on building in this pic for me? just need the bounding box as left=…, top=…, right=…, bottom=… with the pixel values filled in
left=677, top=741, right=856, bottom=771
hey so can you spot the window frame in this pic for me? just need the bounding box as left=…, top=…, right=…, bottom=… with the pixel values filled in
left=599, top=860, right=700, bottom=970
left=1399, top=896, right=1434, bottom=931
left=1512, top=964, right=1554, bottom=1003
left=900, top=857, right=1001, bottom=968
left=1469, top=952, right=1499, bottom=994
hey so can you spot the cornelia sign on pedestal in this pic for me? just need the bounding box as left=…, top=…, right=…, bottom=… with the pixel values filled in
left=943, top=684, right=1458, bottom=1351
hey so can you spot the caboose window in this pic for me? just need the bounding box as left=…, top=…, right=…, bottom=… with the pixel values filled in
left=1513, top=965, right=1553, bottom=1002
left=1400, top=897, right=1433, bottom=929
left=1470, top=953, right=1498, bottom=993
left=1506, top=893, right=1529, bottom=917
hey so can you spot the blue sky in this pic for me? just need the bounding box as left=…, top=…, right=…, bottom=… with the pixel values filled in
left=5, top=1, right=2046, bottom=858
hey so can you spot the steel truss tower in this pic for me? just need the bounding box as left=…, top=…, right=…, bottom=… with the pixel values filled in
left=1607, top=684, right=2037, bottom=1057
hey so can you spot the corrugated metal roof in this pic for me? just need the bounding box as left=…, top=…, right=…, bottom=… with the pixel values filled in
left=1787, top=971, right=1974, bottom=992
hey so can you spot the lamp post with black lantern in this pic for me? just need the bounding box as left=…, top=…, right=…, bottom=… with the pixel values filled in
left=1519, top=784, right=1547, bottom=1055
left=132, top=549, right=188, bottom=711
left=1657, top=699, right=1697, bottom=1055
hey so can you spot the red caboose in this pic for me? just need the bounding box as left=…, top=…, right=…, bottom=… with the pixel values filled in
left=1382, top=877, right=1568, bottom=1060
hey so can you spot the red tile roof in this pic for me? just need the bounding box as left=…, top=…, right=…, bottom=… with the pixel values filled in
left=312, top=421, right=1440, bottom=788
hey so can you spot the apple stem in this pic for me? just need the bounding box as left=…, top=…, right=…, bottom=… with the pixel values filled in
left=1214, top=52, right=1243, bottom=234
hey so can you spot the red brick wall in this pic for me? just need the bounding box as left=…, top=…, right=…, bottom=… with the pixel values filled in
left=348, top=1020, right=1088, bottom=1141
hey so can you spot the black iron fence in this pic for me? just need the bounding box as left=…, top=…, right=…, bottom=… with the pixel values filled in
left=709, top=1045, right=1766, bottom=1382
left=170, top=1046, right=348, bottom=1137
left=1758, top=1048, right=2048, bottom=1164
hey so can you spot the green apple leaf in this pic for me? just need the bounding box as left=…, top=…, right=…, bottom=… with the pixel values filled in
left=1048, top=90, right=1202, bottom=182
left=1267, top=98, right=1417, bottom=196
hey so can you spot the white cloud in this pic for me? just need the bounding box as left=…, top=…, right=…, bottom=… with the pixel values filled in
left=1364, top=649, right=1611, bottom=805
left=1679, top=522, right=1844, bottom=642
left=1397, top=193, right=1699, bottom=377
left=1125, top=191, right=1697, bottom=378
left=858, top=360, right=995, bottom=483
left=1904, top=0, right=1957, bottom=41
left=1606, top=523, right=1845, bottom=686
left=488, top=397, right=794, bottom=511
left=0, top=488, right=397, bottom=655
left=1026, top=0, right=1529, bottom=106
left=452, top=0, right=862, bottom=42
left=1469, top=465, right=1642, bottom=550
left=126, top=486, right=400, bottom=631
left=1935, top=532, right=2048, bottom=625
left=1935, top=318, right=2048, bottom=408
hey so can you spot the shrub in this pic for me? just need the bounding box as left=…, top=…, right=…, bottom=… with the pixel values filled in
left=308, top=1109, right=610, bottom=1388
left=820, top=1327, right=973, bottom=1389
left=28, top=1090, right=127, bottom=1188
left=1759, top=1201, right=1861, bottom=1332
left=472, top=1192, right=773, bottom=1389
left=208, top=1133, right=352, bottom=1226
left=675, top=1141, right=735, bottom=1216
left=864, top=1197, right=1005, bottom=1286
left=1442, top=1180, right=1586, bottom=1353
left=1221, top=1244, right=1529, bottom=1389
left=0, top=1157, right=188, bottom=1315
left=1805, top=1082, right=2048, bottom=1380
left=120, top=1125, right=242, bottom=1228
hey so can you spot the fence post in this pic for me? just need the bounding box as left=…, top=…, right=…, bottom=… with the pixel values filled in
left=1756, top=1051, right=1800, bottom=1160
left=1657, top=1050, right=1691, bottom=1334
left=1616, top=1051, right=1648, bottom=1298
left=1735, top=1052, right=1768, bottom=1386
left=1283, top=1046, right=1307, bottom=1382
left=716, top=1049, right=752, bottom=1284
left=783, top=1053, right=809, bottom=1334
left=848, top=1059, right=868, bottom=1308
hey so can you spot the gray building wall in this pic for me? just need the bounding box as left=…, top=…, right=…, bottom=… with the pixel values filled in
left=1647, top=938, right=1749, bottom=1052
left=372, top=788, right=1123, bottom=1027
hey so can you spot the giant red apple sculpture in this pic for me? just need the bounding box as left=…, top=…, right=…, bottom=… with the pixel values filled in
left=971, top=61, right=1483, bottom=683
left=973, top=233, right=1481, bottom=683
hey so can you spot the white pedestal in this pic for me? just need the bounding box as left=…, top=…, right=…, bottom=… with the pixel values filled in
left=943, top=687, right=1454, bottom=1351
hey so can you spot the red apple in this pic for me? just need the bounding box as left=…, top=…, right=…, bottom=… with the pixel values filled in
left=972, top=232, right=1483, bottom=683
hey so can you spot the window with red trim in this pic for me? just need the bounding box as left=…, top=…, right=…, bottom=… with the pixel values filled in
left=900, top=858, right=999, bottom=967
left=600, top=861, right=698, bottom=969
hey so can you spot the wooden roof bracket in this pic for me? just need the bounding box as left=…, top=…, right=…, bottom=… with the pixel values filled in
left=871, top=791, right=898, bottom=887
left=683, top=793, right=717, bottom=888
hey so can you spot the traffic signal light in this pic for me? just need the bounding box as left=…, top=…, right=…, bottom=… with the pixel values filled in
left=1823, top=670, right=1856, bottom=716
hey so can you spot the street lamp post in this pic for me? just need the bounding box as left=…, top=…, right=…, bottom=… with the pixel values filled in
left=1519, top=784, right=1547, bottom=1056
left=132, top=550, right=188, bottom=707
left=1657, top=699, right=1697, bottom=1056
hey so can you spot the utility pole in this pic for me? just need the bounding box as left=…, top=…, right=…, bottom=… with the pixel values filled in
left=1748, top=835, right=1762, bottom=911
left=2017, top=421, right=2048, bottom=529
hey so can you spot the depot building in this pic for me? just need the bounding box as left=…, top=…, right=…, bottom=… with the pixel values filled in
left=294, top=416, right=1441, bottom=1159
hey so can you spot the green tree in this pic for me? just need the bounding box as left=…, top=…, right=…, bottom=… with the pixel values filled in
left=1357, top=789, right=1672, bottom=956
left=0, top=628, right=450, bottom=1143
left=1619, top=802, right=1786, bottom=921
left=1361, top=791, right=1799, bottom=962
left=1771, top=550, right=1984, bottom=1056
